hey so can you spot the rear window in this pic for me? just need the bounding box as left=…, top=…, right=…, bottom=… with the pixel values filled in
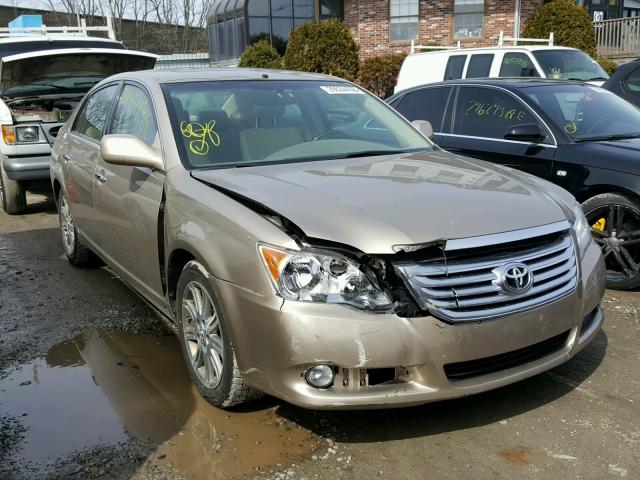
left=466, top=54, right=493, bottom=78
left=444, top=55, right=467, bottom=81
left=0, top=40, right=125, bottom=59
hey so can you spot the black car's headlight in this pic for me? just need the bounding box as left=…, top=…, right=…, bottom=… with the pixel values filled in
left=573, top=202, right=592, bottom=255
left=259, top=244, right=392, bottom=310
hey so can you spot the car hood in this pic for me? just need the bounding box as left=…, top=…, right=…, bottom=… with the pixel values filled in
left=567, top=138, right=640, bottom=174
left=0, top=48, right=157, bottom=96
left=192, top=151, right=568, bottom=254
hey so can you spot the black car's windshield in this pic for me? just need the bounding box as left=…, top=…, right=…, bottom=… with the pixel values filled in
left=533, top=49, right=608, bottom=82
left=163, top=80, right=433, bottom=169
left=524, top=84, right=640, bottom=142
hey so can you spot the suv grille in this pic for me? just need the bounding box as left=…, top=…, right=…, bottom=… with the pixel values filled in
left=393, top=224, right=577, bottom=323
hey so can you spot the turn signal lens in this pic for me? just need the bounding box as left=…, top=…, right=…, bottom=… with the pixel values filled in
left=2, top=125, right=16, bottom=145
left=259, top=246, right=289, bottom=282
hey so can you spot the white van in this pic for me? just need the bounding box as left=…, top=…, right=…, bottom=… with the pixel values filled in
left=395, top=45, right=608, bottom=94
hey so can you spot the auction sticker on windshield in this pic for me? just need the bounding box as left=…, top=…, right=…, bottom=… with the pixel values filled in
left=320, top=85, right=364, bottom=95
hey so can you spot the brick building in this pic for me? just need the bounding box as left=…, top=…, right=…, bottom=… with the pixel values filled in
left=207, top=0, right=547, bottom=63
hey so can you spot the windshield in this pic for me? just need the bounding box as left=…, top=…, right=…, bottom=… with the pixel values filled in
left=533, top=49, right=608, bottom=82
left=524, top=84, right=640, bottom=141
left=164, top=80, right=433, bottom=169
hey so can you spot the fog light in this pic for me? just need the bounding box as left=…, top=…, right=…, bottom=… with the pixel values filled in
left=305, top=364, right=334, bottom=389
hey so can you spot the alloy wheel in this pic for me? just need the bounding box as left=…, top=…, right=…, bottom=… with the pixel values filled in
left=59, top=195, right=76, bottom=257
left=181, top=281, right=224, bottom=389
left=588, top=203, right=640, bottom=281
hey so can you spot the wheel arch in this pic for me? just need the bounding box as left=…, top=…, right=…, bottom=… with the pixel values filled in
left=575, top=184, right=640, bottom=207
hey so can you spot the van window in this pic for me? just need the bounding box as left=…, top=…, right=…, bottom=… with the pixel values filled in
left=393, top=87, right=452, bottom=131
left=466, top=54, right=494, bottom=78
left=499, top=53, right=539, bottom=78
left=444, top=55, right=467, bottom=80
left=453, top=86, right=543, bottom=140
left=623, top=67, right=640, bottom=93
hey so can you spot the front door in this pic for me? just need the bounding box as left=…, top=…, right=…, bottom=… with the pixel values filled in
left=92, top=82, right=166, bottom=306
left=438, top=85, right=556, bottom=181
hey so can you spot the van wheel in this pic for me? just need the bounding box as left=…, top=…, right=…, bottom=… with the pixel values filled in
left=176, top=261, right=260, bottom=408
left=0, top=157, right=27, bottom=215
left=58, top=190, right=95, bottom=267
left=583, top=193, right=640, bottom=290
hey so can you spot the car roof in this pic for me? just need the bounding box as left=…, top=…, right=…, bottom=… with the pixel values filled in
left=398, top=77, right=591, bottom=91
left=408, top=45, right=577, bottom=58
left=107, top=68, right=342, bottom=86
left=0, top=34, right=122, bottom=45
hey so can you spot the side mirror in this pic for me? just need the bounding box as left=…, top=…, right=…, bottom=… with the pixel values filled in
left=412, top=119, right=434, bottom=139
left=504, top=123, right=546, bottom=143
left=100, top=134, right=164, bottom=171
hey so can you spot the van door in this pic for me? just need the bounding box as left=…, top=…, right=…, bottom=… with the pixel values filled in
left=498, top=52, right=541, bottom=78
left=438, top=85, right=555, bottom=180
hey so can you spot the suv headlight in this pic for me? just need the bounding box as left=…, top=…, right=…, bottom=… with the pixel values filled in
left=258, top=244, right=392, bottom=310
left=572, top=202, right=592, bottom=255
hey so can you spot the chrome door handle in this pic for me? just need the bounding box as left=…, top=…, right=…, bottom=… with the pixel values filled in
left=62, top=154, right=71, bottom=162
left=94, top=172, right=107, bottom=184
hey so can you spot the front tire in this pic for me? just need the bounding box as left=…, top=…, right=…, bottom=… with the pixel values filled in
left=583, top=193, right=640, bottom=290
left=176, top=261, right=259, bottom=408
left=0, top=157, right=27, bottom=215
left=58, top=190, right=95, bottom=267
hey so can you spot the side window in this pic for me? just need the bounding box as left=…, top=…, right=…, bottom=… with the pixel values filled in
left=453, top=86, right=542, bottom=140
left=393, top=87, right=452, bottom=131
left=623, top=67, right=640, bottom=93
left=444, top=55, right=467, bottom=80
left=109, top=84, right=158, bottom=146
left=499, top=53, right=540, bottom=78
left=72, top=85, right=119, bottom=141
left=466, top=54, right=494, bottom=78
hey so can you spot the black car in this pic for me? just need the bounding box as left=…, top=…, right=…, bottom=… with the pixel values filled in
left=388, top=78, right=640, bottom=290
left=602, top=58, right=640, bottom=107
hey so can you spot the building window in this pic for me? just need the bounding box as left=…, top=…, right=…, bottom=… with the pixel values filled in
left=454, top=0, right=484, bottom=38
left=390, top=0, right=419, bottom=42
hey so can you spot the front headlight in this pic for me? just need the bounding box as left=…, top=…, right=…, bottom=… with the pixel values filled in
left=258, top=244, right=392, bottom=310
left=572, top=202, right=592, bottom=255
left=15, top=126, right=43, bottom=143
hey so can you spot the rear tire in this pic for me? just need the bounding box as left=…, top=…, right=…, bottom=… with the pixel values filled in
left=176, top=261, right=260, bottom=408
left=58, top=190, right=95, bottom=267
left=0, top=156, right=27, bottom=215
left=582, top=193, right=640, bottom=290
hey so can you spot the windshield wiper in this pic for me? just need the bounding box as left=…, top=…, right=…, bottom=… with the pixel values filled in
left=575, top=134, right=640, bottom=142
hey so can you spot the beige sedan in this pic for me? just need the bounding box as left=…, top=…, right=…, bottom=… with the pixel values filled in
left=51, top=69, right=605, bottom=409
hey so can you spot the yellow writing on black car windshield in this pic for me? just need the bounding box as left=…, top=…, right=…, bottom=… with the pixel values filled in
left=180, top=120, right=221, bottom=156
left=466, top=100, right=528, bottom=121
left=564, top=122, right=578, bottom=134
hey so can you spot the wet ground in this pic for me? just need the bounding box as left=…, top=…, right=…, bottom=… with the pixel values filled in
left=1, top=193, right=639, bottom=480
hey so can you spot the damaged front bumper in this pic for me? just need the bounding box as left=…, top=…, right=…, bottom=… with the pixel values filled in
left=216, top=240, right=605, bottom=409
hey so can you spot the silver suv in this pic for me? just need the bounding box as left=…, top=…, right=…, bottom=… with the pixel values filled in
left=0, top=29, right=155, bottom=214
left=51, top=69, right=606, bottom=409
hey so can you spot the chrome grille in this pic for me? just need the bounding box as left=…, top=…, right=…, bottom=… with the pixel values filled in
left=393, top=227, right=577, bottom=322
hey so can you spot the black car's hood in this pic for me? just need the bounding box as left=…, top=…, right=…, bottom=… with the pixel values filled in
left=564, top=138, right=640, bottom=175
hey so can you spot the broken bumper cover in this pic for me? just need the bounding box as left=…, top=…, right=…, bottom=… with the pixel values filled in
left=3, top=155, right=51, bottom=181
left=218, top=240, right=605, bottom=409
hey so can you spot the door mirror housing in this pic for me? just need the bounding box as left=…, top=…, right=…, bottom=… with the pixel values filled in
left=412, top=119, right=434, bottom=139
left=504, top=123, right=546, bottom=143
left=100, top=134, right=164, bottom=171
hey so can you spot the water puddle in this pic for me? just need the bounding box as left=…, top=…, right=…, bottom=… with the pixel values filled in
left=0, top=329, right=316, bottom=478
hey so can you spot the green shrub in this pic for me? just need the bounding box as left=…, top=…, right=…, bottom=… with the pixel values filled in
left=523, top=0, right=597, bottom=57
left=238, top=40, right=283, bottom=69
left=597, top=56, right=618, bottom=76
left=283, top=19, right=359, bottom=80
left=357, top=54, right=407, bottom=98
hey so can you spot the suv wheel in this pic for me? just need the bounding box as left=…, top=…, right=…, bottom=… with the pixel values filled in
left=176, top=261, right=260, bottom=408
left=58, top=190, right=95, bottom=267
left=583, top=193, right=640, bottom=290
left=0, top=156, right=27, bottom=215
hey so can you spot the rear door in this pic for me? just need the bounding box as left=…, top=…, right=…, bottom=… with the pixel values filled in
left=388, top=86, right=453, bottom=144
left=92, top=82, right=166, bottom=306
left=61, top=83, right=120, bottom=244
left=437, top=85, right=556, bottom=180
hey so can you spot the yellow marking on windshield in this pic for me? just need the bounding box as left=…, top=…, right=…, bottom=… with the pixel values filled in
left=180, top=120, right=221, bottom=156
left=564, top=122, right=577, bottom=134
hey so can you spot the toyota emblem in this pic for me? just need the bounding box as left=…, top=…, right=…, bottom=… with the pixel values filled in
left=494, top=263, right=534, bottom=295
